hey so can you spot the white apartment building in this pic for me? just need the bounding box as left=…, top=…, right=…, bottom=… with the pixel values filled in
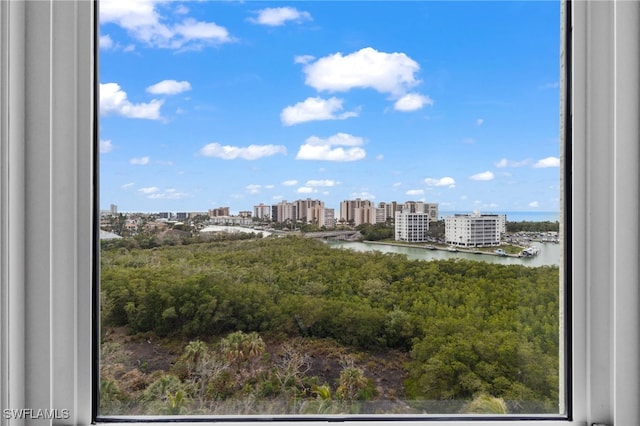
left=445, top=212, right=506, bottom=247
left=323, top=208, right=336, bottom=228
left=395, top=211, right=430, bottom=242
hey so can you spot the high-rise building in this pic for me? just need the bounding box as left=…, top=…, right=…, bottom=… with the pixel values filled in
left=402, top=201, right=439, bottom=221
left=275, top=200, right=297, bottom=223
left=323, top=208, right=336, bottom=228
left=209, top=207, right=230, bottom=217
left=253, top=203, right=272, bottom=220
left=295, top=198, right=324, bottom=223
left=340, top=198, right=375, bottom=225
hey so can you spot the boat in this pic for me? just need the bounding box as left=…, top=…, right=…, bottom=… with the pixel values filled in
left=520, top=246, right=541, bottom=257
left=447, top=246, right=458, bottom=252
left=425, top=245, right=436, bottom=250
left=495, top=248, right=507, bottom=256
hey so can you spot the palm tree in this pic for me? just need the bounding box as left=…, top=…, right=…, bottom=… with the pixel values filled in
left=463, top=393, right=508, bottom=414
left=336, top=366, right=368, bottom=401
left=183, top=340, right=208, bottom=375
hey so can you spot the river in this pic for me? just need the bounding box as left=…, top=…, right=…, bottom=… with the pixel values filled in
left=327, top=241, right=561, bottom=267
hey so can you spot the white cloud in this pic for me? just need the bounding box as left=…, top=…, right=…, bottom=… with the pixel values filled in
left=100, top=139, right=114, bottom=154
left=100, top=83, right=163, bottom=120
left=249, top=7, right=312, bottom=26
left=138, top=186, right=159, bottom=195
left=175, top=5, right=189, bottom=15
left=495, top=158, right=508, bottom=168
left=406, top=189, right=425, bottom=196
left=529, top=201, right=540, bottom=208
left=306, top=179, right=337, bottom=187
left=137, top=186, right=189, bottom=200
left=302, top=47, right=421, bottom=97
left=424, top=177, right=456, bottom=188
left=100, top=35, right=114, bottom=50
left=376, top=154, right=384, bottom=160
left=198, top=143, right=287, bottom=160
left=174, top=19, right=231, bottom=45
left=495, top=158, right=531, bottom=168
left=246, top=184, right=262, bottom=194
left=146, top=80, right=191, bottom=95
left=147, top=188, right=189, bottom=200
left=533, top=156, right=560, bottom=168
left=129, top=156, right=150, bottom=165
left=282, top=180, right=298, bottom=186
left=296, top=133, right=366, bottom=162
left=294, top=55, right=315, bottom=65
left=99, top=35, right=135, bottom=52
left=281, top=97, right=358, bottom=126
left=470, top=171, right=495, bottom=181
left=296, top=187, right=315, bottom=194
left=121, top=182, right=135, bottom=189
left=394, top=93, right=433, bottom=111
left=99, top=0, right=232, bottom=50
left=476, top=118, right=484, bottom=126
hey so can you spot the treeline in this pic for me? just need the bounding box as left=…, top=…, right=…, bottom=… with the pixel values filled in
left=100, top=230, right=263, bottom=251
left=101, top=236, right=560, bottom=413
left=356, top=223, right=394, bottom=241
left=506, top=221, right=559, bottom=233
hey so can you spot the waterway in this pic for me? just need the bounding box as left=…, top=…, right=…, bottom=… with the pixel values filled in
left=327, top=241, right=561, bottom=267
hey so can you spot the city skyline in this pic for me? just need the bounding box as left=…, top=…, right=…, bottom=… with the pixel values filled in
left=99, top=1, right=561, bottom=214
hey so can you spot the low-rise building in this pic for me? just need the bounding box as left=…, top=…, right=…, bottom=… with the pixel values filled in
left=395, top=211, right=430, bottom=242
left=445, top=211, right=506, bottom=247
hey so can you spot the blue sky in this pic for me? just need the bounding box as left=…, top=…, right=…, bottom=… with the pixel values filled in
left=99, top=0, right=561, bottom=214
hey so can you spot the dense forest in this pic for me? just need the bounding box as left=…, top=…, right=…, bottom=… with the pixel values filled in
left=100, top=235, right=560, bottom=416
left=506, top=221, right=560, bottom=233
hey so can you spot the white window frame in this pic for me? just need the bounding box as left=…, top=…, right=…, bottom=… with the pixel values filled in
left=1, top=0, right=638, bottom=425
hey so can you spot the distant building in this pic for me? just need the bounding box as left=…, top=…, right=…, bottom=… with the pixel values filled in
left=395, top=211, right=430, bottom=242
left=445, top=211, right=506, bottom=247
left=402, top=201, right=439, bottom=222
left=110, top=204, right=117, bottom=215
left=323, top=208, right=336, bottom=228
left=253, top=203, right=271, bottom=220
left=275, top=200, right=297, bottom=223
left=188, top=211, right=208, bottom=218
left=209, top=207, right=230, bottom=217
left=207, top=216, right=252, bottom=226
left=340, top=198, right=376, bottom=225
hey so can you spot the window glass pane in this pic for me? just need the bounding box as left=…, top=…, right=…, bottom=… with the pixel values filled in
left=98, top=0, right=564, bottom=418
